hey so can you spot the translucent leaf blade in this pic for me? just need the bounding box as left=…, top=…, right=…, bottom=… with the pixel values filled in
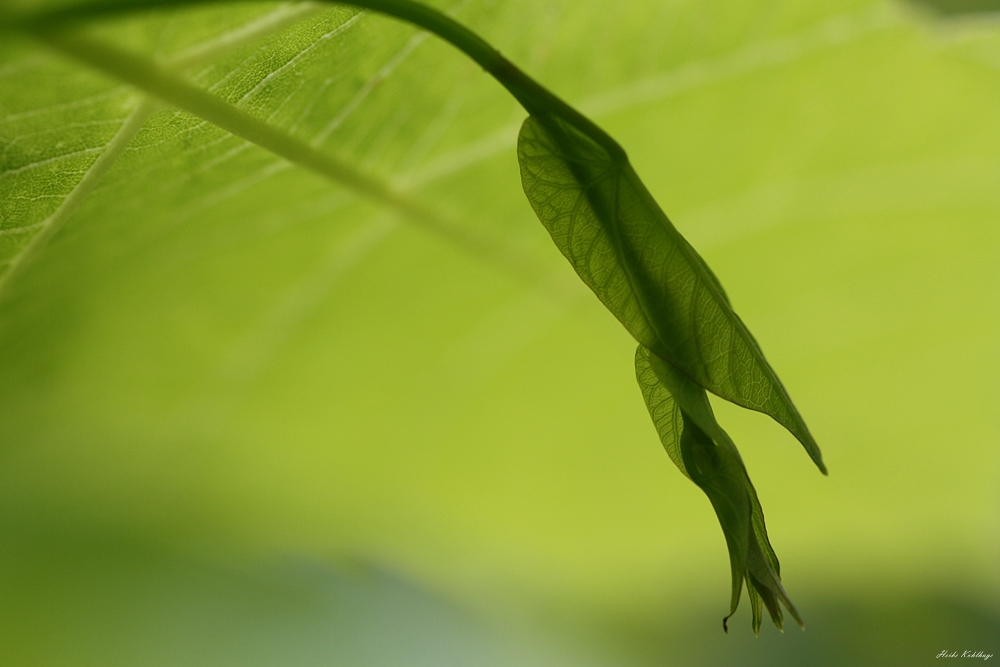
left=636, top=343, right=804, bottom=633
left=518, top=114, right=825, bottom=472
left=634, top=345, right=688, bottom=479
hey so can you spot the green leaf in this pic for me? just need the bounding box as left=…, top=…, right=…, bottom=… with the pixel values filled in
left=518, top=113, right=826, bottom=474
left=3, top=0, right=829, bottom=636
left=635, top=344, right=803, bottom=632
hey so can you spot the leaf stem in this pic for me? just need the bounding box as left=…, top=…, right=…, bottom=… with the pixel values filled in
left=9, top=0, right=626, bottom=160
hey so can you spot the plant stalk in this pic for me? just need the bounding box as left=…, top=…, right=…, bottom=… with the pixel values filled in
left=11, top=0, right=626, bottom=160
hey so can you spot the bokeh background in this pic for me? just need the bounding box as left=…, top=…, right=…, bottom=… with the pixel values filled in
left=1, top=0, right=998, bottom=664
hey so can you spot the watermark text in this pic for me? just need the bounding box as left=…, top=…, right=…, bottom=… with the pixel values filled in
left=937, top=651, right=993, bottom=660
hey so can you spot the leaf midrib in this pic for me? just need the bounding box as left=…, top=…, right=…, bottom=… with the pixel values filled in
left=0, top=3, right=327, bottom=297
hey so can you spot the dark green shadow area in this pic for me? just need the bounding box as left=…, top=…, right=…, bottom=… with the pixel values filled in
left=0, top=527, right=590, bottom=667
left=909, top=0, right=1000, bottom=15
left=595, top=594, right=999, bottom=667
left=2, top=525, right=996, bottom=667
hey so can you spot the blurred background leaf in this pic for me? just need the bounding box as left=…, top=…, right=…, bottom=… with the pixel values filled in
left=0, top=0, right=997, bottom=664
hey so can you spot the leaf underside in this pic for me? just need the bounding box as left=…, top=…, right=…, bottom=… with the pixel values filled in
left=518, top=113, right=820, bottom=630
left=517, top=114, right=825, bottom=474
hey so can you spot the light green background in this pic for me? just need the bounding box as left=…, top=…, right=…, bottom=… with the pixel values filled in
left=1, top=0, right=997, bottom=664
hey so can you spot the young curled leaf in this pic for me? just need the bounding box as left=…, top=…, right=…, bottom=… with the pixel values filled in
left=636, top=345, right=804, bottom=634
left=517, top=114, right=825, bottom=475
left=635, top=345, right=688, bottom=479
left=519, top=111, right=822, bottom=631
